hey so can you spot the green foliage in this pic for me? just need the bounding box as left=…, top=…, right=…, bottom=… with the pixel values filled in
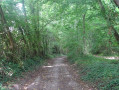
left=1, top=0, right=119, bottom=89
left=0, top=0, right=63, bottom=86
left=0, top=57, right=45, bottom=84
left=102, top=79, right=119, bottom=90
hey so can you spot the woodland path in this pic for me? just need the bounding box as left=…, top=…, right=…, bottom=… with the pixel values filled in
left=10, top=57, right=93, bottom=90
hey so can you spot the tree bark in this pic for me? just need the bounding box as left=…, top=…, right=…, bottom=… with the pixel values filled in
left=0, top=5, right=15, bottom=50
left=98, top=0, right=119, bottom=44
left=22, top=0, right=33, bottom=56
left=83, top=13, right=86, bottom=54
left=113, top=0, right=119, bottom=8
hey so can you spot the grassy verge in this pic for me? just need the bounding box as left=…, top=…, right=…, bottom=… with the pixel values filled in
left=0, top=56, right=46, bottom=89
left=68, top=55, right=119, bottom=90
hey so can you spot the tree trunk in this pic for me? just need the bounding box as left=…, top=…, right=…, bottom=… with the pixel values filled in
left=113, top=0, right=119, bottom=8
left=111, top=26, right=119, bottom=43
left=0, top=5, right=18, bottom=62
left=83, top=13, right=86, bottom=54
left=22, top=0, right=33, bottom=56
left=0, top=5, right=15, bottom=50
left=98, top=0, right=119, bottom=44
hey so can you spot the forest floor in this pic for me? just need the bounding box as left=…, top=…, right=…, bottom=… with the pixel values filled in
left=9, top=56, right=94, bottom=90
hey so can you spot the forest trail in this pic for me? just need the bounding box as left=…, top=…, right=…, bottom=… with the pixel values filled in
left=10, top=57, right=93, bottom=90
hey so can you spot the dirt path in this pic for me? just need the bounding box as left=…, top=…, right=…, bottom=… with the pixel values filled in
left=10, top=57, right=93, bottom=90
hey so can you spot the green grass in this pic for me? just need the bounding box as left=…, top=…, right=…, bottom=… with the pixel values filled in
left=68, top=54, right=119, bottom=90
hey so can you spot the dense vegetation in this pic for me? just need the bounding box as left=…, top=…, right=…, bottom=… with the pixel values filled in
left=0, top=0, right=119, bottom=89
left=0, top=0, right=62, bottom=86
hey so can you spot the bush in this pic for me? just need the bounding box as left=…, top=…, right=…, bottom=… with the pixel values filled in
left=0, top=57, right=45, bottom=84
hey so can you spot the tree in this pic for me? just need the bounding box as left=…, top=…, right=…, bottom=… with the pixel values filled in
left=114, top=0, right=119, bottom=7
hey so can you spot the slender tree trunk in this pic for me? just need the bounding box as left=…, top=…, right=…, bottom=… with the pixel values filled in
left=111, top=26, right=119, bottom=42
left=0, top=5, right=15, bottom=51
left=22, top=0, right=33, bottom=56
left=18, top=27, right=27, bottom=44
left=83, top=13, right=86, bottom=54
left=37, top=4, right=41, bottom=55
left=0, top=5, right=18, bottom=62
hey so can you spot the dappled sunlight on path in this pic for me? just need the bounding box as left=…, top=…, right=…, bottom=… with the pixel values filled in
left=95, top=55, right=119, bottom=60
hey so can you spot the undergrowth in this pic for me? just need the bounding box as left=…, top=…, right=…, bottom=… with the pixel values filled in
left=0, top=54, right=62, bottom=89
left=68, top=54, right=119, bottom=90
left=0, top=56, right=45, bottom=89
